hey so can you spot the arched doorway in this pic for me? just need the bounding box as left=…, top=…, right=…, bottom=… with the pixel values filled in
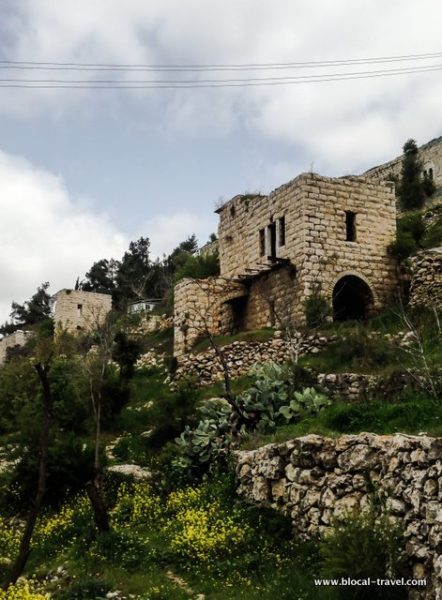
left=332, top=275, right=373, bottom=321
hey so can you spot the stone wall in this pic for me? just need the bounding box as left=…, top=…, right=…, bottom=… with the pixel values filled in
left=52, top=289, right=112, bottom=333
left=174, top=173, right=399, bottom=356
left=173, top=277, right=247, bottom=357
left=235, top=433, right=442, bottom=597
left=0, top=330, right=33, bottom=365
left=217, top=175, right=397, bottom=309
left=364, top=136, right=442, bottom=187
left=174, top=334, right=328, bottom=384
left=409, top=248, right=442, bottom=309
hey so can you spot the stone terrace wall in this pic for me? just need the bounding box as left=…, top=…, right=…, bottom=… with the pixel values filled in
left=53, top=289, right=112, bottom=333
left=0, top=330, right=33, bottom=365
left=409, top=248, right=442, bottom=309
left=174, top=334, right=328, bottom=384
left=236, top=433, right=442, bottom=597
left=364, top=136, right=442, bottom=187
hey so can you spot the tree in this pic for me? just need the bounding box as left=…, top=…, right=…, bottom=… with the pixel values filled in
left=9, top=283, right=52, bottom=329
left=4, top=328, right=55, bottom=587
left=81, top=258, right=119, bottom=295
left=398, top=139, right=425, bottom=210
left=116, top=237, right=151, bottom=303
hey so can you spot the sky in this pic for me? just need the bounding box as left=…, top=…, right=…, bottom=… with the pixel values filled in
left=0, top=0, right=441, bottom=323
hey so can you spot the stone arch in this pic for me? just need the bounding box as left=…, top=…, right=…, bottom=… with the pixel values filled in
left=331, top=272, right=375, bottom=321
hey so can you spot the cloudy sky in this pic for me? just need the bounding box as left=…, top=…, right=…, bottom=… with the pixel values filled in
left=0, top=0, right=441, bottom=323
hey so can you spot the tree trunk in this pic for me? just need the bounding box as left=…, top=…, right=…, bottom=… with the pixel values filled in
left=86, top=477, right=110, bottom=533
left=5, top=363, right=52, bottom=587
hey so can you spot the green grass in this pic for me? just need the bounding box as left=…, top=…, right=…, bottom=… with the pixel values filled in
left=242, top=393, right=442, bottom=450
left=191, top=328, right=275, bottom=354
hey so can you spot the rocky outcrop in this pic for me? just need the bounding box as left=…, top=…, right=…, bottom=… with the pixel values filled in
left=235, top=433, right=442, bottom=598
left=410, top=248, right=442, bottom=309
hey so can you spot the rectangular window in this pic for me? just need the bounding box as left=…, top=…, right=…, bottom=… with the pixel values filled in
left=345, top=211, right=357, bottom=242
left=259, top=228, right=265, bottom=256
left=268, top=222, right=277, bottom=259
left=278, top=216, right=286, bottom=247
left=77, top=304, right=83, bottom=317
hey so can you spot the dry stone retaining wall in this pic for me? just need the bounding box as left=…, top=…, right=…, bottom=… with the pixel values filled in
left=174, top=335, right=328, bottom=385
left=235, top=433, right=442, bottom=598
left=410, top=248, right=442, bottom=309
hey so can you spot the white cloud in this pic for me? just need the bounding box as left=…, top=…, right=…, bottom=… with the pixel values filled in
left=0, top=150, right=127, bottom=323
left=2, top=0, right=441, bottom=173
left=140, top=212, right=218, bottom=259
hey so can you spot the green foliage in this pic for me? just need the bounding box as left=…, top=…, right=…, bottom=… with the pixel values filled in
left=57, top=579, right=112, bottom=600
left=112, top=331, right=142, bottom=382
left=304, top=292, right=331, bottom=328
left=320, top=509, right=408, bottom=599
left=388, top=212, right=425, bottom=260
left=279, top=387, right=330, bottom=422
left=174, top=252, right=220, bottom=283
left=11, top=282, right=52, bottom=328
left=301, top=327, right=399, bottom=374
left=398, top=138, right=425, bottom=210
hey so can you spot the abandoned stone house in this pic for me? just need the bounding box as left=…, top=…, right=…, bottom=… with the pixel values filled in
left=0, top=330, right=33, bottom=365
left=52, top=289, right=112, bottom=333
left=174, top=172, right=398, bottom=357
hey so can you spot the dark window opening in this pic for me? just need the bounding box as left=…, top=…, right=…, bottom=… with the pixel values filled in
left=230, top=205, right=236, bottom=217
left=345, top=211, right=357, bottom=242
left=77, top=303, right=83, bottom=317
left=429, top=167, right=434, bottom=180
left=278, top=216, right=286, bottom=247
left=268, top=222, right=277, bottom=259
left=259, top=228, right=265, bottom=256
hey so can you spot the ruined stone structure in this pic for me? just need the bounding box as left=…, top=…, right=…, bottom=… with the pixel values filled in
left=364, top=136, right=442, bottom=187
left=174, top=173, right=398, bottom=357
left=236, top=433, right=442, bottom=598
left=0, top=330, right=33, bottom=365
left=52, top=289, right=112, bottom=333
left=409, top=248, right=442, bottom=309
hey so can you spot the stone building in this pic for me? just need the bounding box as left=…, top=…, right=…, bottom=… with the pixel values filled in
left=52, top=289, right=112, bottom=333
left=364, top=136, right=442, bottom=187
left=0, top=330, right=33, bottom=365
left=174, top=172, right=398, bottom=357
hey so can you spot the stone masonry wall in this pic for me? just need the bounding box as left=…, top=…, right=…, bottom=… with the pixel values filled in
left=173, top=277, right=247, bottom=357
left=0, top=330, right=33, bottom=365
left=217, top=173, right=398, bottom=313
left=235, top=433, right=442, bottom=598
left=53, top=289, right=112, bottom=333
left=409, top=248, right=442, bottom=309
left=364, top=136, right=442, bottom=187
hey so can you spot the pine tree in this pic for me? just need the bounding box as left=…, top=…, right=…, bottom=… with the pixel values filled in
left=398, top=139, right=425, bottom=210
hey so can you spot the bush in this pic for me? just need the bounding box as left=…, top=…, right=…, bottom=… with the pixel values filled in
left=388, top=213, right=425, bottom=260
left=320, top=509, right=408, bottom=599
left=0, top=582, right=50, bottom=600
left=57, top=579, right=111, bottom=600
left=174, top=252, right=220, bottom=283
left=304, top=292, right=331, bottom=328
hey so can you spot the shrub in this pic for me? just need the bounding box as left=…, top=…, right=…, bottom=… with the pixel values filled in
left=279, top=387, right=330, bottom=422
left=57, top=579, right=111, bottom=600
left=320, top=509, right=408, bottom=599
left=304, top=292, right=331, bottom=328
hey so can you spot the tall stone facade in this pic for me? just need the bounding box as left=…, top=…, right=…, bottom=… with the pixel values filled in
left=52, top=289, right=112, bottom=333
left=0, top=330, right=33, bottom=365
left=174, top=172, right=398, bottom=357
left=364, top=136, right=442, bottom=187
